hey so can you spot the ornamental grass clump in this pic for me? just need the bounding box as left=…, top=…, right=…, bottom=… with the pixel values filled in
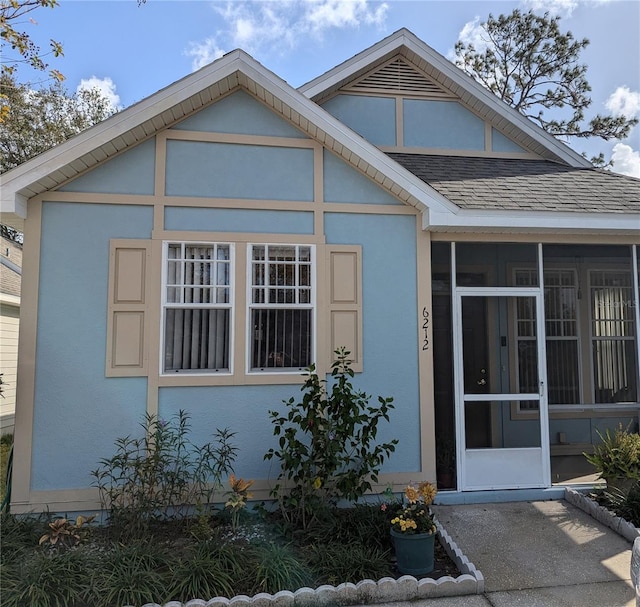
left=390, top=482, right=437, bottom=535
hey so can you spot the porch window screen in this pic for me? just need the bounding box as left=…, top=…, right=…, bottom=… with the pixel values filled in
left=590, top=270, right=637, bottom=403
left=515, top=269, right=580, bottom=405
left=250, top=244, right=313, bottom=370
left=163, top=243, right=232, bottom=372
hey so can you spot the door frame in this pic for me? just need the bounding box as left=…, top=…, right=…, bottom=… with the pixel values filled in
left=451, top=243, right=551, bottom=491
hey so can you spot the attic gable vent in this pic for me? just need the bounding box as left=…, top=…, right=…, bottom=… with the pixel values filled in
left=345, top=57, right=455, bottom=98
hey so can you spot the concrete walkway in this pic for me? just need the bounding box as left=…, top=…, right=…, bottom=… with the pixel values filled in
left=386, top=500, right=635, bottom=607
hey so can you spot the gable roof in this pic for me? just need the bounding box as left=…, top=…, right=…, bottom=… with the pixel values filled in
left=300, top=28, right=593, bottom=169
left=390, top=154, right=640, bottom=214
left=0, top=49, right=456, bottom=231
left=0, top=32, right=637, bottom=236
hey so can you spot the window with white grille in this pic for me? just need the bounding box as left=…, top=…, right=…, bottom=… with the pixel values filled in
left=590, top=270, right=637, bottom=403
left=249, top=244, right=314, bottom=371
left=163, top=243, right=232, bottom=373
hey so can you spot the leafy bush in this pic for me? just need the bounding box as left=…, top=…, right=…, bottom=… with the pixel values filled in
left=599, top=481, right=640, bottom=527
left=265, top=348, right=398, bottom=529
left=1, top=432, right=13, bottom=506
left=92, top=410, right=237, bottom=538
left=585, top=424, right=640, bottom=486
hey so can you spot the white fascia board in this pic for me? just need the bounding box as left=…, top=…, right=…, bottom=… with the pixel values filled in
left=301, top=29, right=591, bottom=169
left=0, top=191, right=27, bottom=219
left=0, top=51, right=247, bottom=204
left=425, top=208, right=640, bottom=235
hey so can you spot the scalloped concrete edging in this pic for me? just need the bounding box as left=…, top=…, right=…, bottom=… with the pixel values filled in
left=133, top=517, right=484, bottom=607
left=565, top=486, right=640, bottom=542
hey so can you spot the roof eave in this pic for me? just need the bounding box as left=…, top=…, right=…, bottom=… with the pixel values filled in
left=425, top=208, right=640, bottom=236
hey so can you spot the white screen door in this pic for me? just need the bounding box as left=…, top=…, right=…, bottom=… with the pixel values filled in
left=454, top=289, right=550, bottom=490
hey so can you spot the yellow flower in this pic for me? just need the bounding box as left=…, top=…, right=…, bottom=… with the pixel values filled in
left=313, top=477, right=322, bottom=489
left=229, top=474, right=254, bottom=496
left=404, top=485, right=419, bottom=503
left=418, top=481, right=437, bottom=504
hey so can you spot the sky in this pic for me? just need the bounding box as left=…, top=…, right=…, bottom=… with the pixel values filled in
left=11, top=0, right=640, bottom=177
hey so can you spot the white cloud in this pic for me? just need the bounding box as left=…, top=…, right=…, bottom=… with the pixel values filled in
left=76, top=76, right=121, bottom=111
left=610, top=142, right=640, bottom=178
left=523, top=0, right=579, bottom=18
left=605, top=86, right=640, bottom=118
left=185, top=0, right=388, bottom=71
left=186, top=37, right=227, bottom=71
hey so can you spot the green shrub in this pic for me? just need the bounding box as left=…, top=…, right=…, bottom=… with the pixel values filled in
left=91, top=541, right=172, bottom=607
left=167, top=540, right=239, bottom=601
left=585, top=424, right=640, bottom=484
left=92, top=410, right=237, bottom=539
left=2, top=549, right=94, bottom=607
left=252, top=542, right=314, bottom=593
left=600, top=481, right=640, bottom=527
left=305, top=542, right=391, bottom=585
left=0, top=512, right=49, bottom=560
left=265, top=348, right=398, bottom=529
left=1, top=433, right=13, bottom=505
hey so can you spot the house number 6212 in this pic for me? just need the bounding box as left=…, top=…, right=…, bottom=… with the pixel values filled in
left=422, top=307, right=430, bottom=350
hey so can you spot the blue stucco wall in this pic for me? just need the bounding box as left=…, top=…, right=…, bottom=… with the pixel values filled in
left=403, top=99, right=485, bottom=150
left=32, top=202, right=154, bottom=490
left=325, top=212, right=421, bottom=473
left=321, top=94, right=396, bottom=147
left=491, top=128, right=526, bottom=153
left=323, top=150, right=402, bottom=205
left=165, top=141, right=314, bottom=200
left=158, top=385, right=304, bottom=480
left=59, top=138, right=156, bottom=195
left=164, top=207, right=314, bottom=234
left=171, top=90, right=306, bottom=138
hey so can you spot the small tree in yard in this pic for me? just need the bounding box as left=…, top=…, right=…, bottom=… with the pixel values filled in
left=265, top=348, right=398, bottom=529
left=454, top=9, right=638, bottom=166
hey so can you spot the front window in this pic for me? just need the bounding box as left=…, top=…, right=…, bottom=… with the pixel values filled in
left=163, top=242, right=232, bottom=373
left=249, top=244, right=314, bottom=371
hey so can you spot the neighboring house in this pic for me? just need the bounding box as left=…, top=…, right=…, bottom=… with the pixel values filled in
left=0, top=234, right=21, bottom=435
left=1, top=29, right=639, bottom=514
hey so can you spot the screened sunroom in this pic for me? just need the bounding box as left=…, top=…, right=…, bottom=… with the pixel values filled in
left=432, top=242, right=640, bottom=492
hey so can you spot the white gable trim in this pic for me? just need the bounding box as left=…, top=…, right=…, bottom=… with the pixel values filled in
left=300, top=29, right=592, bottom=169
left=1, top=49, right=458, bottom=225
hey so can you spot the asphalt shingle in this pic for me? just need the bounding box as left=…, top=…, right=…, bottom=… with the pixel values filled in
left=388, top=154, right=640, bottom=215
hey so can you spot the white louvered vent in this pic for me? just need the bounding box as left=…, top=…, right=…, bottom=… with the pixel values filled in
left=346, top=57, right=455, bottom=97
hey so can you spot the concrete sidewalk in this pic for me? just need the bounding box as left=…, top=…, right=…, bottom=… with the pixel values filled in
left=388, top=500, right=635, bottom=607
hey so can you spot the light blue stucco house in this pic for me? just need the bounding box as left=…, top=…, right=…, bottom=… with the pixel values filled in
left=1, top=29, right=639, bottom=513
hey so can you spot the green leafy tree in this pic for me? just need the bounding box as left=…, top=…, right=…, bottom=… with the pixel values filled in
left=0, top=72, right=115, bottom=240
left=1, top=0, right=64, bottom=82
left=1, top=72, right=114, bottom=173
left=454, top=9, right=638, bottom=166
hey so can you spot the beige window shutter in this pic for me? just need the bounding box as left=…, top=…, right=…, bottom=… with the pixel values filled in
left=106, top=240, right=152, bottom=376
left=326, top=245, right=363, bottom=372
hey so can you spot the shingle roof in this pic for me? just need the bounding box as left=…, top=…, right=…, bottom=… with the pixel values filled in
left=388, top=154, right=640, bottom=214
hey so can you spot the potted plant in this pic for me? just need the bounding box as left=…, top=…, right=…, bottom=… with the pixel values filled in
left=389, top=482, right=438, bottom=575
left=585, top=424, right=640, bottom=495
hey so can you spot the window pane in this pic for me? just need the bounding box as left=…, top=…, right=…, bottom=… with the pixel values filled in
left=546, top=340, right=580, bottom=404
left=593, top=340, right=637, bottom=403
left=251, top=308, right=312, bottom=370
left=164, top=308, right=230, bottom=371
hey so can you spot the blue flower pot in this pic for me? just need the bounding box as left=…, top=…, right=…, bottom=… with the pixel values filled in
left=390, top=528, right=435, bottom=575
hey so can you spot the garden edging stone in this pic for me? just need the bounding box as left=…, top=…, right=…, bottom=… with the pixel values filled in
left=564, top=486, right=640, bottom=542
left=132, top=517, right=484, bottom=607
